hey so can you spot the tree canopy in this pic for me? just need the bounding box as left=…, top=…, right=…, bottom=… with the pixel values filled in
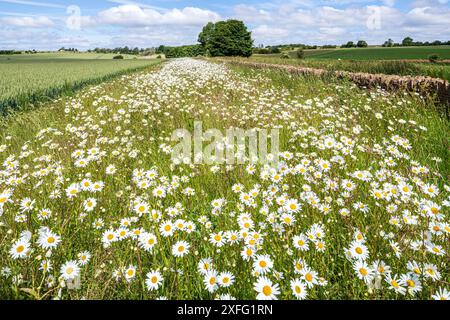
left=200, top=20, right=253, bottom=57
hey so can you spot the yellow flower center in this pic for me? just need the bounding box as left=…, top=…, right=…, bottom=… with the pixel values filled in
left=262, top=285, right=272, bottom=296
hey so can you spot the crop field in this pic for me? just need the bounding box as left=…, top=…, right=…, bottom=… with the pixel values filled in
left=247, top=56, right=450, bottom=81
left=0, top=54, right=160, bottom=113
left=0, top=52, right=144, bottom=61
left=296, top=46, right=450, bottom=60
left=0, top=59, right=448, bottom=300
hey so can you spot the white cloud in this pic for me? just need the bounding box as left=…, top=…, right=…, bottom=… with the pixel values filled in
left=0, top=15, right=54, bottom=27
left=98, top=5, right=220, bottom=27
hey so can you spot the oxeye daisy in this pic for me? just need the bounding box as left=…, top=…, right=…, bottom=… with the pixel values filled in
left=293, top=234, right=309, bottom=251
left=138, top=232, right=157, bottom=251
left=83, top=198, right=97, bottom=212
left=60, top=261, right=80, bottom=280
left=172, top=240, right=189, bottom=257
left=254, top=277, right=279, bottom=300
left=203, top=270, right=219, bottom=293
left=218, top=272, right=234, bottom=288
left=66, top=183, right=79, bottom=198
left=400, top=274, right=422, bottom=295
left=10, top=239, right=30, bottom=259
left=153, top=186, right=166, bottom=198
left=134, top=201, right=149, bottom=215
left=117, top=227, right=129, bottom=240
left=159, top=220, right=174, bottom=237
left=37, top=208, right=52, bottom=220
left=300, top=267, right=319, bottom=288
left=386, top=274, right=406, bottom=295
left=102, top=229, right=117, bottom=245
left=38, top=230, right=61, bottom=249
left=146, top=270, right=163, bottom=291
left=124, top=265, right=137, bottom=282
left=241, top=246, right=255, bottom=261
left=78, top=251, right=91, bottom=266
left=209, top=232, right=225, bottom=247
left=198, top=258, right=213, bottom=275
left=105, top=164, right=116, bottom=175
left=291, top=279, right=308, bottom=300
left=253, top=254, right=273, bottom=275
left=349, top=241, right=369, bottom=261
left=432, top=288, right=450, bottom=300
left=353, top=261, right=374, bottom=284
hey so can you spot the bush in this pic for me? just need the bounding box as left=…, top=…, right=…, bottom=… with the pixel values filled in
left=113, top=55, right=124, bottom=60
left=428, top=54, right=440, bottom=63
left=280, top=53, right=290, bottom=59
left=296, top=49, right=305, bottom=59
left=156, top=55, right=162, bottom=59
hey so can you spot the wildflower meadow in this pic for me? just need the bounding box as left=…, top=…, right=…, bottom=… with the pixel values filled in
left=0, top=59, right=448, bottom=300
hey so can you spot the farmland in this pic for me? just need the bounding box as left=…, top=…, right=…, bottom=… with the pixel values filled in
left=0, top=54, right=161, bottom=113
left=234, top=56, right=450, bottom=81
left=0, top=58, right=448, bottom=300
left=286, top=46, right=450, bottom=60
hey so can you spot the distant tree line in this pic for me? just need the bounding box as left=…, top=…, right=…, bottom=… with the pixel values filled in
left=88, top=47, right=156, bottom=56
left=0, top=50, right=23, bottom=55
left=341, top=40, right=368, bottom=48
left=157, top=44, right=204, bottom=58
left=382, top=37, right=450, bottom=47
left=59, top=47, right=79, bottom=52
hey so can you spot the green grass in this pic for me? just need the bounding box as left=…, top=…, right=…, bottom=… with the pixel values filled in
left=0, top=59, right=448, bottom=300
left=291, top=46, right=450, bottom=60
left=237, top=56, right=450, bottom=81
left=0, top=54, right=162, bottom=113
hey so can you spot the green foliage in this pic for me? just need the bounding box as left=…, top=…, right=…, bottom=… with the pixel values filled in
left=296, top=49, right=305, bottom=59
left=113, top=55, right=124, bottom=60
left=341, top=41, right=355, bottom=48
left=198, top=22, right=215, bottom=48
left=428, top=54, right=441, bottom=63
left=402, top=37, right=414, bottom=46
left=253, top=46, right=281, bottom=54
left=356, top=40, right=368, bottom=48
left=203, top=20, right=253, bottom=57
left=164, top=45, right=205, bottom=58
left=383, top=39, right=394, bottom=47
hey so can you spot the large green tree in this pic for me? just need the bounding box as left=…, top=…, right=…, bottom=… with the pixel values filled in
left=200, top=20, right=253, bottom=57
left=198, top=22, right=215, bottom=48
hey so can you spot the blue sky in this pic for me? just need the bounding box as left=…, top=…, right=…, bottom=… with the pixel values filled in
left=0, top=0, right=449, bottom=50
